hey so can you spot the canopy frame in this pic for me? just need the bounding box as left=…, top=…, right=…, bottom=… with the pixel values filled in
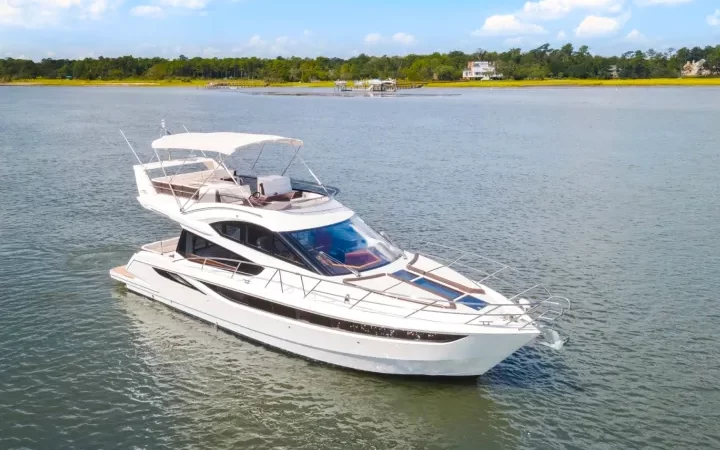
left=122, top=122, right=326, bottom=214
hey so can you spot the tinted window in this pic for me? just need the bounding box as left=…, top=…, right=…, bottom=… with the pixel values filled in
left=153, top=268, right=203, bottom=293
left=177, top=230, right=263, bottom=275
left=201, top=281, right=466, bottom=343
left=211, top=222, right=307, bottom=269
left=246, top=223, right=273, bottom=252
left=212, top=222, right=245, bottom=243
left=272, top=237, right=300, bottom=264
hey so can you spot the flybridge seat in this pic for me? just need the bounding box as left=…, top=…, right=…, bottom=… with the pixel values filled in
left=150, top=170, right=328, bottom=210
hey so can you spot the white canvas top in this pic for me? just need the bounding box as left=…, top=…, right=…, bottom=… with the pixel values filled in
left=151, top=132, right=303, bottom=155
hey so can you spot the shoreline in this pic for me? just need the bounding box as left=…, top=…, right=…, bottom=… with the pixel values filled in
left=2, top=78, right=720, bottom=88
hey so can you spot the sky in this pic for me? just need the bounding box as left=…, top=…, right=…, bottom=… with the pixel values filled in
left=1, top=0, right=719, bottom=60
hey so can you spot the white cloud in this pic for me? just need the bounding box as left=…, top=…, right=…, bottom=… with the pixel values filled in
left=556, top=29, right=567, bottom=39
left=575, top=15, right=620, bottom=36
left=505, top=36, right=524, bottom=45
left=303, top=29, right=312, bottom=36
left=84, top=0, right=107, bottom=18
left=247, top=35, right=265, bottom=47
left=708, top=9, right=720, bottom=26
left=0, top=0, right=114, bottom=26
left=364, top=32, right=383, bottom=45
left=47, top=51, right=56, bottom=57
left=625, top=28, right=647, bottom=41
left=0, top=1, right=23, bottom=25
left=635, top=0, right=691, bottom=5
left=157, top=0, right=207, bottom=9
left=4, top=52, right=29, bottom=59
left=130, top=4, right=163, bottom=16
left=575, top=11, right=630, bottom=36
left=275, top=36, right=290, bottom=45
left=202, top=47, right=220, bottom=57
left=232, top=34, right=304, bottom=56
left=522, top=0, right=622, bottom=21
left=392, top=32, right=416, bottom=45
left=473, top=14, right=546, bottom=36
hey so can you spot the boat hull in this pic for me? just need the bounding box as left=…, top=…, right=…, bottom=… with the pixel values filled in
left=110, top=258, right=538, bottom=377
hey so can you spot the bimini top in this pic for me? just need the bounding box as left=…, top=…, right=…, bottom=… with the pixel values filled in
left=151, top=132, right=303, bottom=155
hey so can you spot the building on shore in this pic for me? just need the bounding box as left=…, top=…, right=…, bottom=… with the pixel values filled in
left=607, top=65, right=619, bottom=79
left=681, top=59, right=711, bottom=77
left=462, top=61, right=502, bottom=80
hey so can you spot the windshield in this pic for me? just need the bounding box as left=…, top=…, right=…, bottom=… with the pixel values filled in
left=282, top=216, right=403, bottom=275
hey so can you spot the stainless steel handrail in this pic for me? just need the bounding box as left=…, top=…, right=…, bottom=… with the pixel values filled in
left=169, top=249, right=570, bottom=330
left=406, top=241, right=571, bottom=330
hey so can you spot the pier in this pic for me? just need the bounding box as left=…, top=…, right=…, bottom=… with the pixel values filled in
left=206, top=80, right=269, bottom=89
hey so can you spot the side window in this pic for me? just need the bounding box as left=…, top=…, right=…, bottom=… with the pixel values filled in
left=192, top=235, right=215, bottom=254
left=211, top=222, right=306, bottom=269
left=212, top=222, right=245, bottom=243
left=176, top=230, right=263, bottom=275
left=246, top=223, right=273, bottom=252
left=273, top=237, right=300, bottom=264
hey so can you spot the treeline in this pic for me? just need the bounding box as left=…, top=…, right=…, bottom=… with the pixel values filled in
left=1, top=44, right=719, bottom=82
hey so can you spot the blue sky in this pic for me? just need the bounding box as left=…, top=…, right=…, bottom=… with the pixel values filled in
left=1, top=0, right=719, bottom=60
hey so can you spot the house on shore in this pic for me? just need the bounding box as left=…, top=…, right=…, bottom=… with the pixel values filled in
left=607, top=65, right=619, bottom=79
left=462, top=61, right=502, bottom=80
left=682, top=59, right=710, bottom=77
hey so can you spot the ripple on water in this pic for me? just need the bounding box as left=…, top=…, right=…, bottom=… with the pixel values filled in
left=1, top=86, right=720, bottom=449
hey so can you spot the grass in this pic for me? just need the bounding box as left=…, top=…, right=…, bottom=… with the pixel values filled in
left=425, top=77, right=720, bottom=87
left=3, top=77, right=720, bottom=88
left=0, top=78, right=335, bottom=87
left=1, top=78, right=207, bottom=87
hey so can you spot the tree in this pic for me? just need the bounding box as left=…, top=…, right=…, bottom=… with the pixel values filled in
left=434, top=65, right=455, bottom=80
left=1, top=44, right=715, bottom=83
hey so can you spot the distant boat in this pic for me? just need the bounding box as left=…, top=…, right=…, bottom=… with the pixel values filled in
left=334, top=79, right=398, bottom=92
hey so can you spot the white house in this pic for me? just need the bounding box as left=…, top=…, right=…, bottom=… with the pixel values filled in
left=462, top=61, right=502, bottom=80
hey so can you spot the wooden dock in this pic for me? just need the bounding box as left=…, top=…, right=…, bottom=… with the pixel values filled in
left=206, top=80, right=269, bottom=89
left=396, top=81, right=425, bottom=90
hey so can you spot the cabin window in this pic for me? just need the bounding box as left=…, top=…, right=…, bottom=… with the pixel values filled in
left=272, top=238, right=301, bottom=265
left=177, top=230, right=263, bottom=275
left=212, top=221, right=307, bottom=269
left=212, top=222, right=245, bottom=243
left=246, top=223, right=273, bottom=252
left=200, top=281, right=465, bottom=343
left=153, top=268, right=204, bottom=293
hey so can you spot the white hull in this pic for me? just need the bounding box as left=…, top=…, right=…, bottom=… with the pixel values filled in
left=111, top=255, right=538, bottom=376
left=110, top=130, right=569, bottom=377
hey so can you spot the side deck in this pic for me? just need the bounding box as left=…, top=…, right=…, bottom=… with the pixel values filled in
left=120, top=237, right=570, bottom=333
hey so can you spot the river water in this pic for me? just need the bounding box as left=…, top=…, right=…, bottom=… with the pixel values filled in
left=1, top=86, right=719, bottom=449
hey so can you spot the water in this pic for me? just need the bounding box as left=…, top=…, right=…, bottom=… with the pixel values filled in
left=1, top=86, right=719, bottom=449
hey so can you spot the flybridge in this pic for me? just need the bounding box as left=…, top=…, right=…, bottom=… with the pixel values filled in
left=121, top=123, right=340, bottom=218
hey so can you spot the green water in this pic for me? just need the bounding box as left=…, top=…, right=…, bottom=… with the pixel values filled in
left=1, top=86, right=719, bottom=449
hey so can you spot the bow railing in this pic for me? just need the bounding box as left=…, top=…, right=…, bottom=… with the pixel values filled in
left=159, top=242, right=570, bottom=332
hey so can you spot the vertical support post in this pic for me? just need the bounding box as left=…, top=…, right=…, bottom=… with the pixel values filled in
left=250, top=144, right=266, bottom=171
left=151, top=143, right=182, bottom=210
left=281, top=145, right=301, bottom=175
left=298, top=154, right=329, bottom=196
left=120, top=130, right=144, bottom=166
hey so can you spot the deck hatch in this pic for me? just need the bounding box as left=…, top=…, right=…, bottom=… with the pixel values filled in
left=393, top=270, right=488, bottom=310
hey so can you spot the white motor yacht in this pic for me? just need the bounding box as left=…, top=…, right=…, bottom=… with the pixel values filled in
left=110, top=127, right=570, bottom=376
